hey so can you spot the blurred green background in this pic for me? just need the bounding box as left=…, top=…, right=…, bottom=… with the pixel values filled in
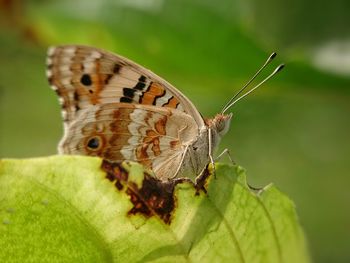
left=1, top=0, right=349, bottom=262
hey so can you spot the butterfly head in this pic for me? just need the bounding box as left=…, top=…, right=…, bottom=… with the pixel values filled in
left=208, top=113, right=233, bottom=137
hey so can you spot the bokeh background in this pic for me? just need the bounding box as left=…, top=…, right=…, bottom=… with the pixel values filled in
left=1, top=0, right=349, bottom=262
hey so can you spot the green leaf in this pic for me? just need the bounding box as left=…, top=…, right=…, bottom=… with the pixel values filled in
left=0, top=156, right=309, bottom=262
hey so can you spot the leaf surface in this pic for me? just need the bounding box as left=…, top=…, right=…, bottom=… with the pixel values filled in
left=0, top=156, right=309, bottom=262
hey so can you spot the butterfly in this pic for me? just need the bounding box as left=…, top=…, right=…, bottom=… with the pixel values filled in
left=46, top=45, right=283, bottom=183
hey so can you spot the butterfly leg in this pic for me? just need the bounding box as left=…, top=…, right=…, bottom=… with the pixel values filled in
left=207, top=129, right=216, bottom=177
left=215, top=149, right=263, bottom=191
left=215, top=148, right=236, bottom=165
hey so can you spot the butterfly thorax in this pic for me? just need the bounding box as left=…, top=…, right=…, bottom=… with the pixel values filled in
left=176, top=113, right=232, bottom=181
left=176, top=127, right=210, bottom=180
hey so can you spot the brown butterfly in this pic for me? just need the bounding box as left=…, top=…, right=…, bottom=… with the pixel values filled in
left=46, top=45, right=283, bottom=183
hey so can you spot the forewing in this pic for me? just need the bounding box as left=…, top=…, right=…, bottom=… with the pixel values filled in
left=46, top=45, right=204, bottom=129
left=60, top=103, right=199, bottom=180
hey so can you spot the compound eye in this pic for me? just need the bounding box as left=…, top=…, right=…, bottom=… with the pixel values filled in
left=216, top=120, right=225, bottom=132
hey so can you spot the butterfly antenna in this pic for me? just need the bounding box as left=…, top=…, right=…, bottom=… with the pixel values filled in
left=221, top=52, right=277, bottom=114
left=222, top=64, right=285, bottom=113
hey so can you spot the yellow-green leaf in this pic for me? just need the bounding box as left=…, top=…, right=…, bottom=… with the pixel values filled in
left=0, top=156, right=310, bottom=262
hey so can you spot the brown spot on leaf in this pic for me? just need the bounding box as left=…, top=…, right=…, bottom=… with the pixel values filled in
left=194, top=164, right=211, bottom=195
left=101, top=160, right=177, bottom=224
left=126, top=173, right=176, bottom=224
left=102, top=160, right=129, bottom=191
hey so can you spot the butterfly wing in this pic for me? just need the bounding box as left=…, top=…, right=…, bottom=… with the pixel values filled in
left=60, top=103, right=199, bottom=180
left=46, top=45, right=204, bottom=129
